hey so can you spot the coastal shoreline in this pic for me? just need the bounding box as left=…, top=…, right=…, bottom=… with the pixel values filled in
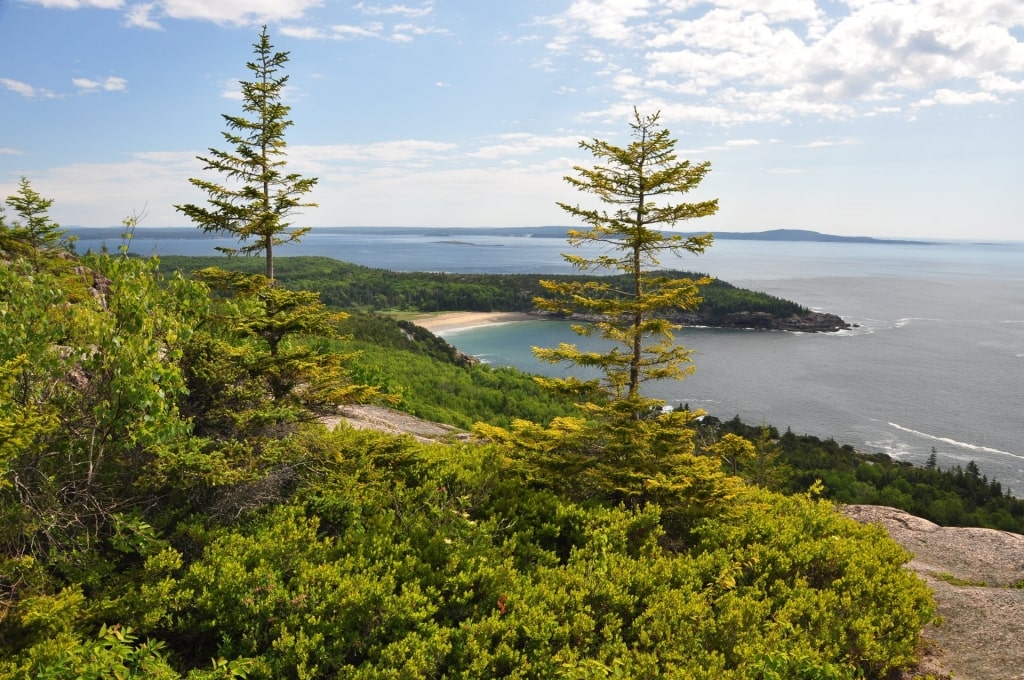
left=410, top=311, right=537, bottom=335
left=410, top=309, right=849, bottom=334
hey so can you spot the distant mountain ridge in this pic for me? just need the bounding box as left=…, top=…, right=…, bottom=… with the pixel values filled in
left=521, top=226, right=933, bottom=244
left=705, top=228, right=934, bottom=245
left=69, top=225, right=935, bottom=245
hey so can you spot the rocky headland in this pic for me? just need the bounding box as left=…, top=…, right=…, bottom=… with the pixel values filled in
left=667, top=308, right=851, bottom=332
left=534, top=309, right=851, bottom=333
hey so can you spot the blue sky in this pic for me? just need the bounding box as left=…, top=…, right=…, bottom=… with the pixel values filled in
left=1, top=0, right=1022, bottom=240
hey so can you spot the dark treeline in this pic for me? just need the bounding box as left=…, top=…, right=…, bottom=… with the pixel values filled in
left=713, top=416, right=1024, bottom=534
left=155, top=255, right=808, bottom=319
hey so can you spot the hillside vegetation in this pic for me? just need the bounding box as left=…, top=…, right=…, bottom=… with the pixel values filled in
left=0, top=189, right=943, bottom=678
left=154, top=255, right=835, bottom=330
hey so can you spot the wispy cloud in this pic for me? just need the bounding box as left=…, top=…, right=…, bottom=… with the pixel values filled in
left=124, top=2, right=162, bottom=30
left=914, top=89, right=1001, bottom=108
left=290, top=140, right=460, bottom=170
left=280, top=25, right=328, bottom=40
left=23, top=0, right=123, bottom=8
left=469, top=133, right=582, bottom=160
left=73, top=76, right=127, bottom=93
left=353, top=2, right=435, bottom=19
left=26, top=0, right=326, bottom=27
left=0, top=148, right=24, bottom=156
left=219, top=79, right=244, bottom=101
left=1, top=77, right=48, bottom=98
left=799, top=138, right=862, bottom=149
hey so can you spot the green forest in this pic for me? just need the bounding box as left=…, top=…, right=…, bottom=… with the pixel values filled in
left=154, top=255, right=808, bottom=321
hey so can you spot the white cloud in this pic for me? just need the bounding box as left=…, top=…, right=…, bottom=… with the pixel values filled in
left=1, top=78, right=41, bottom=97
left=280, top=25, right=328, bottom=39
left=328, top=23, right=385, bottom=40
left=391, top=22, right=449, bottom=40
left=543, top=0, right=1024, bottom=124
left=124, top=3, right=163, bottom=29
left=19, top=154, right=200, bottom=227
left=44, top=0, right=330, bottom=29
left=469, top=133, right=583, bottom=160
left=0, top=148, right=24, bottom=155
left=312, top=162, right=574, bottom=228
left=799, top=138, right=861, bottom=148
left=914, top=89, right=1001, bottom=108
left=219, top=79, right=244, bottom=100
left=353, top=2, right=435, bottom=19
left=723, top=139, right=760, bottom=147
left=291, top=140, right=459, bottom=169
left=558, top=0, right=652, bottom=43
left=979, top=74, right=1024, bottom=92
left=72, top=76, right=127, bottom=93
left=285, top=18, right=443, bottom=43
left=157, top=0, right=324, bottom=26
left=22, top=146, right=575, bottom=228
left=22, top=0, right=123, bottom=8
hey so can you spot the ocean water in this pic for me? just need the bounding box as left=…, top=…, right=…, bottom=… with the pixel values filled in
left=72, top=227, right=1024, bottom=494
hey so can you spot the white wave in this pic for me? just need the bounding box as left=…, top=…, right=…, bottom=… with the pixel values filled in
left=892, top=317, right=946, bottom=329
left=833, top=324, right=874, bottom=337
left=888, top=423, right=1024, bottom=461
left=671, top=398, right=721, bottom=406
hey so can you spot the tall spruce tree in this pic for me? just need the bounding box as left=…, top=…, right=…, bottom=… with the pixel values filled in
left=477, top=110, right=730, bottom=524
left=534, top=108, right=718, bottom=423
left=176, top=26, right=316, bottom=281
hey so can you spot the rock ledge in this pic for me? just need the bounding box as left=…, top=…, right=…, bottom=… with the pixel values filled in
left=842, top=505, right=1024, bottom=680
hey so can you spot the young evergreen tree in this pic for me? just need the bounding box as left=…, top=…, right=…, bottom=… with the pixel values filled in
left=175, top=26, right=317, bottom=281
left=1, top=177, right=73, bottom=270
left=477, top=110, right=730, bottom=528
left=534, top=108, right=718, bottom=422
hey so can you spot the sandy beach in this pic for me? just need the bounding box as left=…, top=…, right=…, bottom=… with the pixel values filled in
left=410, top=311, right=536, bottom=334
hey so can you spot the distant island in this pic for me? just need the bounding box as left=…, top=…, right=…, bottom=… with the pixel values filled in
left=311, top=226, right=937, bottom=245
left=69, top=225, right=937, bottom=246
left=700, top=228, right=935, bottom=245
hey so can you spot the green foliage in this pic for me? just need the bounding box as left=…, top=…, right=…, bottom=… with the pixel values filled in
left=0, top=178, right=75, bottom=271
left=692, top=488, right=935, bottom=678
left=0, top=254, right=205, bottom=569
left=536, top=108, right=715, bottom=412
left=475, top=410, right=739, bottom=538
left=345, top=341, right=582, bottom=429
left=480, top=110, right=726, bottom=522
left=701, top=424, right=789, bottom=491
left=0, top=621, right=250, bottom=679
left=77, top=428, right=932, bottom=679
left=1, top=181, right=941, bottom=678
left=155, top=255, right=810, bottom=322
left=180, top=268, right=388, bottom=445
left=713, top=417, right=1024, bottom=533
left=337, top=312, right=473, bottom=367
left=174, top=26, right=317, bottom=280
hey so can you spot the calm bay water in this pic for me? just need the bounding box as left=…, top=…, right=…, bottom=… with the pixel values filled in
left=73, top=227, right=1024, bottom=494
